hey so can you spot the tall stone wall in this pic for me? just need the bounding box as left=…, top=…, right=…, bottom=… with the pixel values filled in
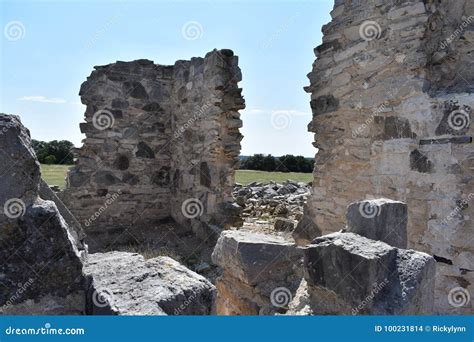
left=62, top=49, right=244, bottom=248
left=169, top=50, right=245, bottom=238
left=303, top=0, right=473, bottom=314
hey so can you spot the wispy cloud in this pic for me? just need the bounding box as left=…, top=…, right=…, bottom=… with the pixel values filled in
left=18, top=96, right=67, bottom=104
left=243, top=108, right=310, bottom=116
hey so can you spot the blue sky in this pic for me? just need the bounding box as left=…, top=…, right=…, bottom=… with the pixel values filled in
left=0, top=0, right=332, bottom=157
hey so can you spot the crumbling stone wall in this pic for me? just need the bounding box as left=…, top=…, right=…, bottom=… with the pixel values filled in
left=169, top=50, right=245, bottom=239
left=302, top=0, right=473, bottom=314
left=62, top=49, right=244, bottom=248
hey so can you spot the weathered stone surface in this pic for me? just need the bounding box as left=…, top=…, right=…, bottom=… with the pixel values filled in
left=84, top=252, right=215, bottom=315
left=0, top=115, right=40, bottom=204
left=0, top=114, right=87, bottom=314
left=292, top=212, right=321, bottom=245
left=302, top=232, right=435, bottom=315
left=304, top=232, right=397, bottom=305
left=345, top=198, right=408, bottom=249
left=212, top=230, right=302, bottom=285
left=303, top=0, right=474, bottom=314
left=212, top=230, right=303, bottom=315
left=62, top=49, right=245, bottom=250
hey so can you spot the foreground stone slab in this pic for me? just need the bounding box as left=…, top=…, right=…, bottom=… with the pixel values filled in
left=302, top=232, right=435, bottom=315
left=0, top=114, right=87, bottom=315
left=212, top=230, right=303, bottom=315
left=212, top=230, right=302, bottom=285
left=305, top=232, right=397, bottom=305
left=346, top=198, right=408, bottom=248
left=84, top=252, right=215, bottom=315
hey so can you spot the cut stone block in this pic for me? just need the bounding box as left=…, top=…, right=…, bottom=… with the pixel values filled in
left=212, top=230, right=303, bottom=315
left=302, top=232, right=435, bottom=314
left=304, top=232, right=397, bottom=305
left=346, top=198, right=408, bottom=248
left=84, top=252, right=215, bottom=315
left=212, top=230, right=303, bottom=286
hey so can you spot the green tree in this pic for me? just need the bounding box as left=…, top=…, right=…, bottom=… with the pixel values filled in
left=32, top=139, right=74, bottom=164
left=44, top=155, right=57, bottom=164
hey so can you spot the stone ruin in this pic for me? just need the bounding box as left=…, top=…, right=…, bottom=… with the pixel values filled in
left=60, top=49, right=244, bottom=250
left=0, top=114, right=216, bottom=315
left=298, top=0, right=473, bottom=314
left=212, top=200, right=436, bottom=315
left=0, top=0, right=472, bottom=316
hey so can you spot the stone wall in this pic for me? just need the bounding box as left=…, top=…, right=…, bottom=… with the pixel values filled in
left=62, top=49, right=244, bottom=248
left=302, top=0, right=473, bottom=314
left=169, top=50, right=245, bottom=239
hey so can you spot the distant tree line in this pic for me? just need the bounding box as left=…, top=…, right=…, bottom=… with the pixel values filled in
left=32, top=140, right=74, bottom=164
left=240, top=154, right=314, bottom=173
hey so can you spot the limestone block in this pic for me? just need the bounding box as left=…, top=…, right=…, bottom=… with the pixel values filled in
left=345, top=198, right=408, bottom=248
left=212, top=230, right=303, bottom=315
left=84, top=252, right=215, bottom=315
left=304, top=232, right=397, bottom=305
left=303, top=232, right=435, bottom=314
left=212, top=230, right=302, bottom=286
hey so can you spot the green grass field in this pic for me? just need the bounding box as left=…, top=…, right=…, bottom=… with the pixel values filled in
left=235, top=170, right=312, bottom=185
left=40, top=164, right=72, bottom=188
left=40, top=164, right=312, bottom=189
